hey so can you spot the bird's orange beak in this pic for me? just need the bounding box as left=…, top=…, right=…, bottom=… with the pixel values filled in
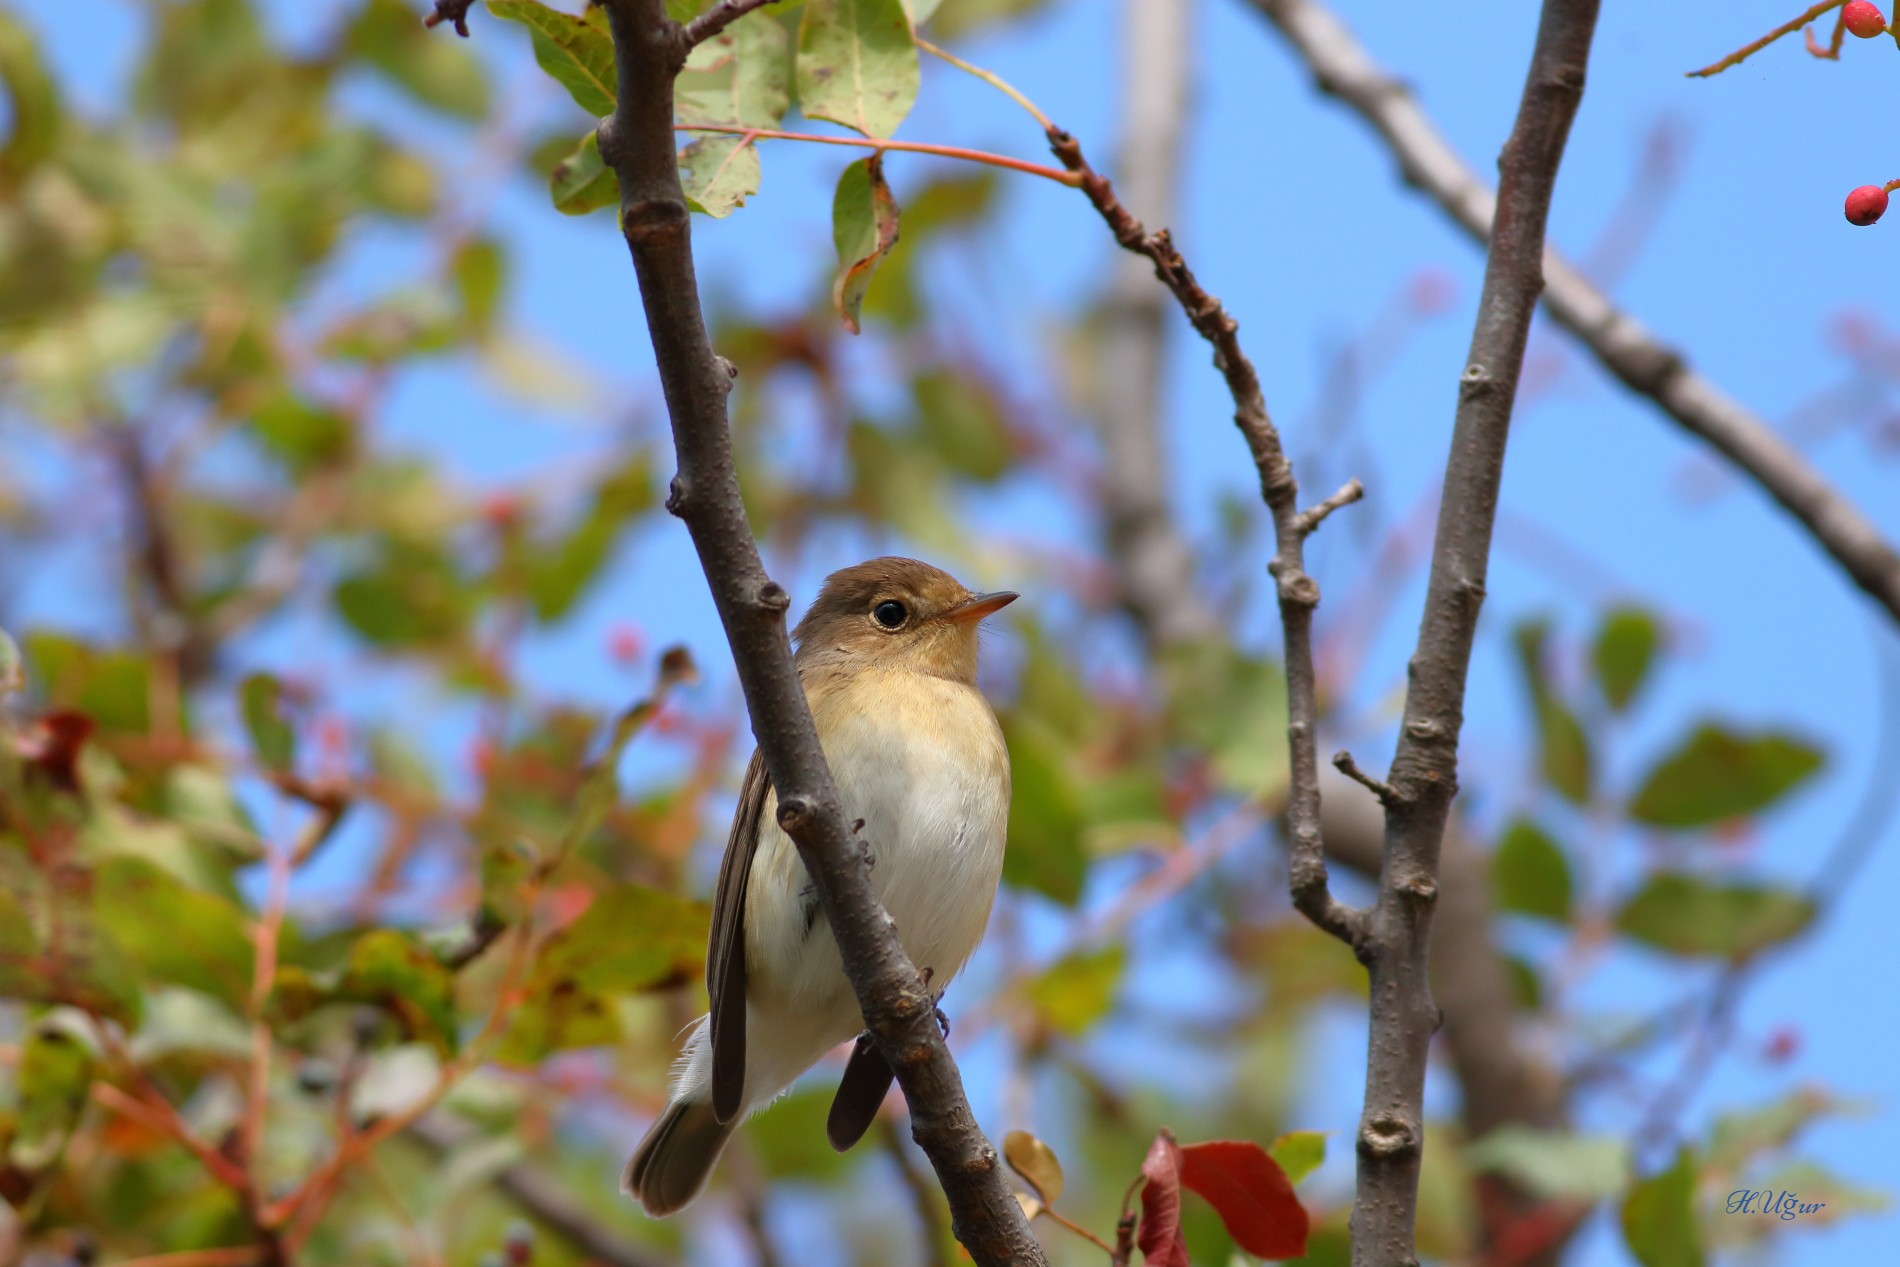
left=941, top=591, right=1018, bottom=625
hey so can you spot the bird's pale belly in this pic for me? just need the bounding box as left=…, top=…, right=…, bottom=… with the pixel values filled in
left=742, top=672, right=1010, bottom=1019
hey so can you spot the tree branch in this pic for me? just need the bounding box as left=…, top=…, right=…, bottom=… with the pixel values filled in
left=1345, top=3, right=1600, bottom=1263
left=682, top=0, right=783, bottom=48
left=406, top=1114, right=677, bottom=1267
left=1090, top=0, right=1222, bottom=649
left=590, top=3, right=1043, bottom=1262
left=1048, top=128, right=1370, bottom=957
left=1245, top=0, right=1900, bottom=628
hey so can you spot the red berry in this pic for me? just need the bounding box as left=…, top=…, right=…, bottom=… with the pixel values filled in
left=1843, top=1, right=1886, bottom=38
left=1845, top=184, right=1889, bottom=226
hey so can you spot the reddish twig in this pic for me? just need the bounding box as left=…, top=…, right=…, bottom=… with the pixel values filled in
left=675, top=123, right=1082, bottom=186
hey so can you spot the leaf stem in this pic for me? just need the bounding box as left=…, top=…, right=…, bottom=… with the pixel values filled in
left=1687, top=0, right=1844, bottom=76
left=1039, top=1204, right=1117, bottom=1255
left=914, top=37, right=1055, bottom=130
left=673, top=124, right=1082, bottom=186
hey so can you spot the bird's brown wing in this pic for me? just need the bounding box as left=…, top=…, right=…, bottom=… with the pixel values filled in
left=708, top=749, right=769, bottom=1124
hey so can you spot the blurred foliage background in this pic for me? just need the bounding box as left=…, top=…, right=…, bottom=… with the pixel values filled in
left=1, top=1, right=1896, bottom=1265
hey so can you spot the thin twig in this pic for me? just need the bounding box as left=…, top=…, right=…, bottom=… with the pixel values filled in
left=683, top=0, right=783, bottom=47
left=407, top=1113, right=678, bottom=1267
left=1685, top=0, right=1843, bottom=76
left=1330, top=749, right=1393, bottom=804
left=674, top=123, right=1081, bottom=185
left=1045, top=125, right=1370, bottom=956
left=592, top=3, right=1046, bottom=1262
left=1246, top=0, right=1900, bottom=628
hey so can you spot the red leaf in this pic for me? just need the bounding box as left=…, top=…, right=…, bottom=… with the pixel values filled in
left=1179, top=1139, right=1310, bottom=1260
left=17, top=710, right=94, bottom=794
left=1137, top=1129, right=1190, bottom=1267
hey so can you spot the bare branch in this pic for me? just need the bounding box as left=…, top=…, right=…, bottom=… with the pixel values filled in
left=1342, top=2, right=1601, bottom=1262
left=1090, top=0, right=1222, bottom=649
left=407, top=1114, right=677, bottom=1267
left=589, top=3, right=1043, bottom=1262
left=1246, top=0, right=1900, bottom=628
left=1048, top=127, right=1370, bottom=957
left=682, top=0, right=783, bottom=47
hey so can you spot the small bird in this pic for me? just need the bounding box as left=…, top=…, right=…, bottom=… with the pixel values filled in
left=624, top=557, right=1016, bottom=1216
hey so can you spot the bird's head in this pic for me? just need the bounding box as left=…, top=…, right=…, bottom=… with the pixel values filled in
left=791, top=556, right=1016, bottom=683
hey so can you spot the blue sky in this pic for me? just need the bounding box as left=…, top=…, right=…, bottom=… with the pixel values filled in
left=13, top=0, right=1900, bottom=1262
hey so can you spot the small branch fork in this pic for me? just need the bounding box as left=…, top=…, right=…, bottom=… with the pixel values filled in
left=1045, top=126, right=1370, bottom=956
left=589, top=1, right=1045, bottom=1263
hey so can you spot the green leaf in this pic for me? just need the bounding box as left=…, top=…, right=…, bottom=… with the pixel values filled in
left=831, top=155, right=901, bottom=333
left=1621, top=1148, right=1704, bottom=1267
left=8, top=1025, right=94, bottom=1174
left=1708, top=1087, right=1863, bottom=1171
left=334, top=539, right=472, bottom=648
left=488, top=0, right=617, bottom=115
left=1491, top=818, right=1572, bottom=922
left=24, top=634, right=151, bottom=734
left=679, top=134, right=760, bottom=218
left=524, top=459, right=653, bottom=621
left=1628, top=724, right=1824, bottom=829
left=249, top=393, right=353, bottom=475
left=1512, top=619, right=1592, bottom=804
left=238, top=672, right=296, bottom=774
left=452, top=237, right=507, bottom=332
left=747, top=1087, right=863, bottom=1181
left=550, top=131, right=619, bottom=215
left=999, top=716, right=1087, bottom=905
left=533, top=885, right=708, bottom=994
left=797, top=0, right=919, bottom=138
left=94, top=856, right=253, bottom=1011
left=1269, top=1132, right=1326, bottom=1186
left=1466, top=1127, right=1629, bottom=1200
left=0, top=627, right=22, bottom=696
left=677, top=9, right=792, bottom=127
left=0, top=10, right=61, bottom=185
left=1160, top=640, right=1290, bottom=800
left=1025, top=944, right=1122, bottom=1037
left=1593, top=606, right=1661, bottom=712
left=1614, top=873, right=1814, bottom=961
left=346, top=0, right=490, bottom=118
left=912, top=369, right=1009, bottom=480
left=340, top=929, right=460, bottom=1056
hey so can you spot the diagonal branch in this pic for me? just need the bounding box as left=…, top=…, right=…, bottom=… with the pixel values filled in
left=1245, top=0, right=1900, bottom=628
left=1047, top=129, right=1370, bottom=955
left=1344, top=3, right=1601, bottom=1264
left=589, top=2, right=1044, bottom=1263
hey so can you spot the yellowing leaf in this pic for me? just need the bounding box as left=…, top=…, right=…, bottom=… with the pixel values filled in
left=1025, top=944, right=1122, bottom=1037
left=679, top=134, right=760, bottom=218
left=831, top=155, right=900, bottom=333
left=1003, top=1130, right=1065, bottom=1204
left=797, top=0, right=919, bottom=138
left=677, top=11, right=791, bottom=127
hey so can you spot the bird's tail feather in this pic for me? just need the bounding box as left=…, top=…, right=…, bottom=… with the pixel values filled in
left=623, top=1096, right=735, bottom=1218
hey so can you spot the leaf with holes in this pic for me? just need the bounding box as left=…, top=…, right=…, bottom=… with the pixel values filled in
left=550, top=131, right=618, bottom=215
left=831, top=155, right=900, bottom=333
left=1179, top=1139, right=1309, bottom=1260
left=488, top=0, right=617, bottom=115
left=680, top=134, right=760, bottom=218
left=1628, top=724, right=1823, bottom=829
left=677, top=10, right=791, bottom=127
left=797, top=0, right=918, bottom=138
left=1003, top=1130, right=1065, bottom=1204
left=1137, top=1130, right=1190, bottom=1267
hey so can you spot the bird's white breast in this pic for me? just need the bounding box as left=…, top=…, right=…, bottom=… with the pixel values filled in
left=744, top=668, right=1010, bottom=1021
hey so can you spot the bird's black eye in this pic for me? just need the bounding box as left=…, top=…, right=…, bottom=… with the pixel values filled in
left=873, top=599, right=908, bottom=629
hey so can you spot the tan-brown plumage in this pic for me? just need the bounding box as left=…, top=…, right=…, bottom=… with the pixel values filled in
left=625, top=557, right=1015, bottom=1217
